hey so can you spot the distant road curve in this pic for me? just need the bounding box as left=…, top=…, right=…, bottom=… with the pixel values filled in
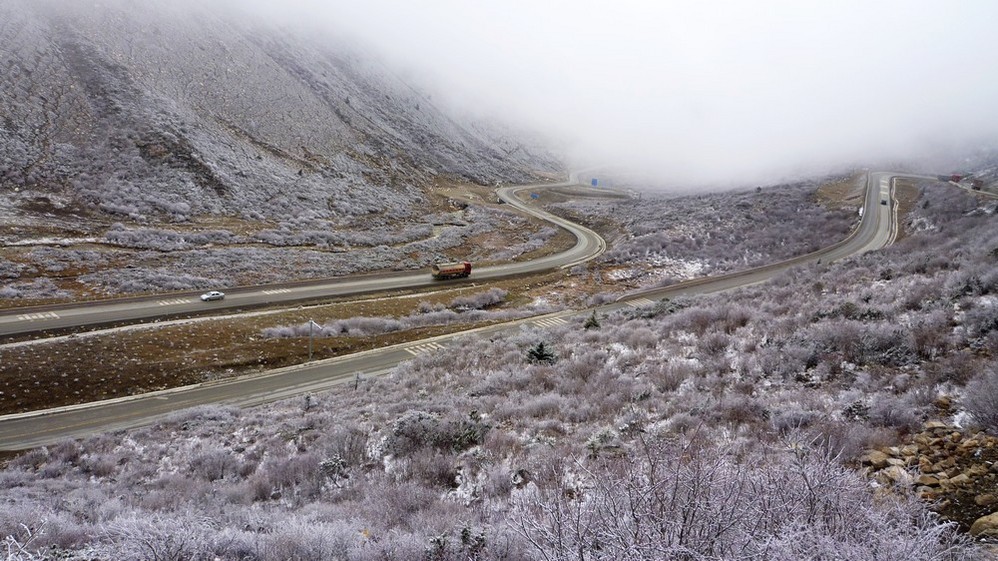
left=0, top=171, right=914, bottom=449
left=0, top=176, right=606, bottom=338
left=613, top=171, right=908, bottom=303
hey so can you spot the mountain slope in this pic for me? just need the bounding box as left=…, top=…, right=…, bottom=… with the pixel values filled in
left=0, top=0, right=557, bottom=224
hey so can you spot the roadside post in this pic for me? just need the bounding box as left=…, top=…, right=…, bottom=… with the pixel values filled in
left=308, top=319, right=321, bottom=361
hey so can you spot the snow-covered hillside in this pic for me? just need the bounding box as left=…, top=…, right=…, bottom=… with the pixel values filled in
left=0, top=0, right=558, bottom=224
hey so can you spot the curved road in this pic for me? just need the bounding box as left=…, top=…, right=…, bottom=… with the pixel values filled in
left=0, top=172, right=907, bottom=449
left=614, top=171, right=902, bottom=303
left=0, top=179, right=605, bottom=338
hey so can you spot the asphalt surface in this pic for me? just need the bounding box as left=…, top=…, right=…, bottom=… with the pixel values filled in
left=0, top=172, right=907, bottom=449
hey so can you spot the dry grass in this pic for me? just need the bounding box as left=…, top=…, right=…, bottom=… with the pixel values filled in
left=815, top=172, right=867, bottom=209
left=893, top=177, right=924, bottom=241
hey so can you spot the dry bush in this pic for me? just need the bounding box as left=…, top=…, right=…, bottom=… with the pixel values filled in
left=963, top=366, right=998, bottom=434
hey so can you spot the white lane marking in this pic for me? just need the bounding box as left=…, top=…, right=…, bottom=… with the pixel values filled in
left=157, top=299, right=191, bottom=306
left=16, top=312, right=60, bottom=321
left=263, top=289, right=292, bottom=295
left=625, top=298, right=655, bottom=308
left=531, top=317, right=568, bottom=328
left=404, top=342, right=445, bottom=356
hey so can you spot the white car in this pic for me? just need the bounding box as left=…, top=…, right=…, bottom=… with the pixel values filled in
left=200, top=290, right=225, bottom=302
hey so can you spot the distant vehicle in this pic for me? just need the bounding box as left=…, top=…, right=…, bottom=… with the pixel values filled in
left=431, top=261, right=472, bottom=280
left=200, top=290, right=225, bottom=301
left=971, top=179, right=984, bottom=190
left=880, top=199, right=888, bottom=206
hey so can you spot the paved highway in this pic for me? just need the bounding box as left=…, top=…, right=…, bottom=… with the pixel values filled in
left=0, top=178, right=605, bottom=338
left=0, top=172, right=908, bottom=449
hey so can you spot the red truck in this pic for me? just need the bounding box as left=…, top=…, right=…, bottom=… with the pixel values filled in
left=431, top=261, right=472, bottom=280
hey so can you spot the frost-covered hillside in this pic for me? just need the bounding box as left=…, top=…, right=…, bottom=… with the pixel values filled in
left=0, top=0, right=557, bottom=224
left=3, top=180, right=997, bottom=559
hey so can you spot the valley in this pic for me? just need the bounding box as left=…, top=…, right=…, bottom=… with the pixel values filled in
left=2, top=0, right=998, bottom=558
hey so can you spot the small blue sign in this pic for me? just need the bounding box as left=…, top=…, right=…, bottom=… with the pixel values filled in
left=530, top=193, right=539, bottom=199
left=591, top=178, right=598, bottom=187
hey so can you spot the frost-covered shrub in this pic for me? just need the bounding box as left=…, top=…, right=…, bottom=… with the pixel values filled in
left=261, top=300, right=558, bottom=339
left=867, top=393, right=924, bottom=433
left=100, top=514, right=216, bottom=560
left=963, top=366, right=998, bottom=434
left=449, top=288, right=507, bottom=310
left=323, top=317, right=406, bottom=337
left=383, top=411, right=490, bottom=457
left=0, top=285, right=20, bottom=299
left=79, top=268, right=219, bottom=294
left=963, top=298, right=998, bottom=339
left=105, top=225, right=242, bottom=250
left=0, top=258, right=25, bottom=279
left=259, top=519, right=356, bottom=561
left=770, top=405, right=821, bottom=433
left=189, top=447, right=238, bottom=482
left=509, top=435, right=973, bottom=560
left=0, top=278, right=70, bottom=300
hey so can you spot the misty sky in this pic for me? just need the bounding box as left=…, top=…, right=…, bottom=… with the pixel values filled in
left=258, top=1, right=998, bottom=185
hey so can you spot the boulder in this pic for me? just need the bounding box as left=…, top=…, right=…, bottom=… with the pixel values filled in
left=968, top=464, right=990, bottom=478
left=970, top=512, right=998, bottom=538
left=880, top=465, right=912, bottom=486
left=934, top=396, right=952, bottom=411
left=960, top=438, right=980, bottom=451
left=916, top=474, right=940, bottom=486
left=861, top=450, right=890, bottom=469
left=916, top=487, right=938, bottom=500
left=948, top=473, right=971, bottom=486
left=976, top=494, right=998, bottom=507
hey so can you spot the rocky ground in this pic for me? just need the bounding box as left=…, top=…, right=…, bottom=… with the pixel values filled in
left=862, top=414, right=998, bottom=536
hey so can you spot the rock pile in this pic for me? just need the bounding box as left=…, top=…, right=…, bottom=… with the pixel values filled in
left=860, top=421, right=998, bottom=538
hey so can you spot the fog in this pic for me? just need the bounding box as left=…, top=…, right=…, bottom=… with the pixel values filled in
left=215, top=2, right=998, bottom=184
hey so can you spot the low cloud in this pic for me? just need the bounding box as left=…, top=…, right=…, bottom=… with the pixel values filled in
left=216, top=1, right=998, bottom=185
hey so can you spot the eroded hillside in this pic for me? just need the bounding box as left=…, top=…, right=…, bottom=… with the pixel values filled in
left=0, top=0, right=555, bottom=222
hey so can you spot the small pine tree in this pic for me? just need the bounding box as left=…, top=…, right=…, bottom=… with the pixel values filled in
left=583, top=311, right=601, bottom=330
left=527, top=341, right=557, bottom=364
